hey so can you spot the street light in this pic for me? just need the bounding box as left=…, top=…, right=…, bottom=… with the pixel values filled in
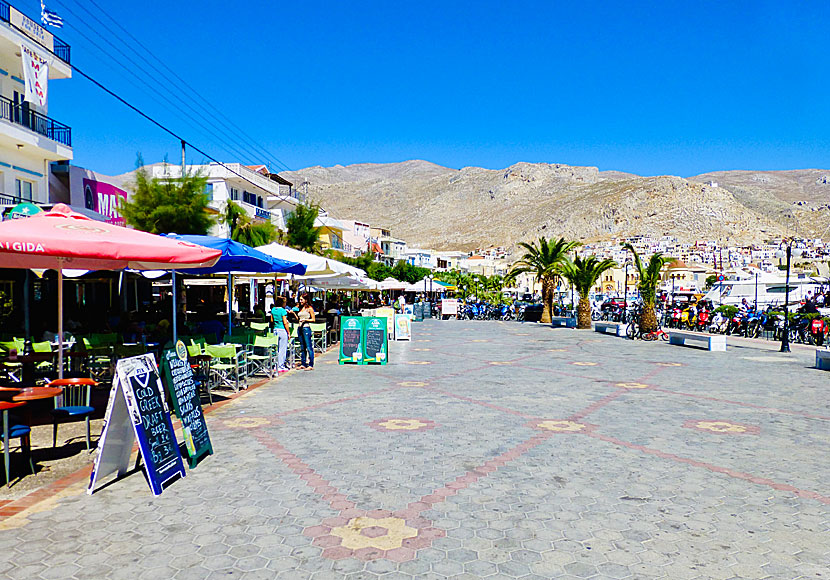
left=774, top=239, right=804, bottom=353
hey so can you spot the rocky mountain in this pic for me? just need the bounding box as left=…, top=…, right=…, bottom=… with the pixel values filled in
left=280, top=161, right=830, bottom=252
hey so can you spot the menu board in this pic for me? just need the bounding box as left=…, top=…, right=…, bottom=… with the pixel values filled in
left=89, top=354, right=186, bottom=496
left=162, top=345, right=213, bottom=468
left=339, top=316, right=364, bottom=364
left=394, top=314, right=412, bottom=341
left=363, top=317, right=388, bottom=365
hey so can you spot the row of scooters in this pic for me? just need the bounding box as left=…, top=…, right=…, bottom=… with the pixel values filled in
left=664, top=304, right=828, bottom=346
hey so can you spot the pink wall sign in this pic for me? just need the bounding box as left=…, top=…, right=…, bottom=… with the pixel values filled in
left=83, top=178, right=126, bottom=226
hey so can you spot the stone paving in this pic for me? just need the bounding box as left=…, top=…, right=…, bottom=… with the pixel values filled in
left=0, top=319, right=829, bottom=579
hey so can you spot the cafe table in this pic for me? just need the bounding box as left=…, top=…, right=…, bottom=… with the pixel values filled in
left=12, top=386, right=63, bottom=428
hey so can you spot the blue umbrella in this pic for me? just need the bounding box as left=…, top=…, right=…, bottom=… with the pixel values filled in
left=162, top=234, right=307, bottom=341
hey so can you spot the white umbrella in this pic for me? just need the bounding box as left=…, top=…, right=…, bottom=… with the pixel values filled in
left=377, top=277, right=409, bottom=290
left=256, top=243, right=365, bottom=277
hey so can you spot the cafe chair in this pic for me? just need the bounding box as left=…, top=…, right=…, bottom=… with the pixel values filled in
left=1, top=402, right=35, bottom=487
left=205, top=344, right=241, bottom=392
left=49, top=378, right=98, bottom=451
left=0, top=340, right=24, bottom=383
left=249, top=322, right=270, bottom=336
left=309, top=322, right=328, bottom=353
left=248, top=335, right=278, bottom=378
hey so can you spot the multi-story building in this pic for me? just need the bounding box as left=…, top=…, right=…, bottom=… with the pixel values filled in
left=143, top=162, right=302, bottom=237
left=0, top=1, right=72, bottom=207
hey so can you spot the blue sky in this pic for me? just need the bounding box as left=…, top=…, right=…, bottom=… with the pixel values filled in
left=39, top=0, right=830, bottom=176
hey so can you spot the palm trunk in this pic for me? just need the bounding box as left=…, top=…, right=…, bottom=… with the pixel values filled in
left=541, top=277, right=553, bottom=323
left=640, top=301, right=658, bottom=333
left=577, top=296, right=591, bottom=329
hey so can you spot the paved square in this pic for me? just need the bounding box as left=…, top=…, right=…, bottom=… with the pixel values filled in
left=1, top=320, right=828, bottom=579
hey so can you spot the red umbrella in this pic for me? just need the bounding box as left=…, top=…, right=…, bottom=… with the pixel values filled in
left=0, top=204, right=222, bottom=377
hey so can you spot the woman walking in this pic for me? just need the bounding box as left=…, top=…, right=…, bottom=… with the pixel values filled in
left=271, top=296, right=291, bottom=373
left=297, top=293, right=316, bottom=370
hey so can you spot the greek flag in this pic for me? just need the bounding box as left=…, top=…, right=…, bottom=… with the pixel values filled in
left=40, top=1, right=63, bottom=28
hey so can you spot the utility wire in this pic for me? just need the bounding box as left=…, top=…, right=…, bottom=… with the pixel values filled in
left=8, top=17, right=298, bottom=200
left=50, top=0, right=264, bottom=167
left=80, top=0, right=292, bottom=173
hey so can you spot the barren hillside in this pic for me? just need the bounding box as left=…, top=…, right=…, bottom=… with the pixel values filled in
left=280, top=162, right=830, bottom=251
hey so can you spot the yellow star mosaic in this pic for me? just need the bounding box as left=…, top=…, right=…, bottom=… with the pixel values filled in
left=406, top=361, right=432, bottom=365
left=696, top=421, right=748, bottom=433
left=331, top=517, right=418, bottom=551
left=616, top=382, right=649, bottom=389
left=223, top=417, right=271, bottom=429
left=378, top=419, right=430, bottom=431
left=398, top=381, right=428, bottom=387
left=535, top=420, right=587, bottom=433
left=571, top=362, right=598, bottom=366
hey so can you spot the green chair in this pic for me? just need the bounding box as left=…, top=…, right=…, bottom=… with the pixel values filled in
left=249, top=322, right=270, bottom=335
left=309, top=322, right=328, bottom=352
left=248, top=335, right=278, bottom=378
left=205, top=344, right=241, bottom=392
left=0, top=340, right=24, bottom=382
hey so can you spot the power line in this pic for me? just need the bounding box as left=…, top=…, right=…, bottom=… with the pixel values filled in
left=50, top=0, right=266, bottom=167
left=80, top=0, right=292, bottom=173
left=8, top=20, right=297, bottom=202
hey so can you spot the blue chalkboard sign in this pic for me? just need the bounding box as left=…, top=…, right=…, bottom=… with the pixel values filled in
left=89, top=354, right=186, bottom=496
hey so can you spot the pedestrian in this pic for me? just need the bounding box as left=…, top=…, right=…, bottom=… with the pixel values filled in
left=297, top=292, right=316, bottom=370
left=271, top=296, right=291, bottom=374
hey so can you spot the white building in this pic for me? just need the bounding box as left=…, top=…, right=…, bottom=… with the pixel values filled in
left=143, top=162, right=302, bottom=237
left=0, top=3, right=72, bottom=207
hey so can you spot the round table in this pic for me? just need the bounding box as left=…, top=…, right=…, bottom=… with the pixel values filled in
left=12, top=386, right=63, bottom=402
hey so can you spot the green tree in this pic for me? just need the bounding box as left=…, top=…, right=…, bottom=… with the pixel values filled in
left=623, top=243, right=674, bottom=333
left=222, top=201, right=277, bottom=247
left=704, top=274, right=719, bottom=291
left=508, top=237, right=581, bottom=323
left=559, top=255, right=617, bottom=329
left=120, top=157, right=214, bottom=235
left=285, top=202, right=322, bottom=253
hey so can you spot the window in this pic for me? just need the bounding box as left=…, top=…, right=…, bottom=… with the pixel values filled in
left=15, top=179, right=33, bottom=201
left=204, top=183, right=213, bottom=200
left=229, top=187, right=239, bottom=201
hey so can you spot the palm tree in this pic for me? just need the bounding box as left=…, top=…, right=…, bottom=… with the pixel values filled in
left=222, top=201, right=277, bottom=247
left=508, top=237, right=581, bottom=323
left=559, top=256, right=617, bottom=329
left=623, top=243, right=674, bottom=332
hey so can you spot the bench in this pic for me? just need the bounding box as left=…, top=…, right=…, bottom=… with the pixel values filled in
left=594, top=322, right=625, bottom=337
left=668, top=331, right=726, bottom=352
left=550, top=316, right=576, bottom=329
left=816, top=349, right=830, bottom=370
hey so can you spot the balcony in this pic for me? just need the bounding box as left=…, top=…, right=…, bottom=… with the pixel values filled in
left=0, top=0, right=70, bottom=63
left=0, top=94, right=71, bottom=146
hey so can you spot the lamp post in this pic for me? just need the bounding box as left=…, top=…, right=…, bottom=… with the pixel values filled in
left=775, top=239, right=803, bottom=353
left=623, top=261, right=630, bottom=322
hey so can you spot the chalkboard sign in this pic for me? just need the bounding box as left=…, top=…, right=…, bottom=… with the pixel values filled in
left=88, top=354, right=186, bottom=496
left=394, top=314, right=412, bottom=341
left=363, top=317, right=388, bottom=365
left=339, top=316, right=364, bottom=364
left=162, top=345, right=213, bottom=468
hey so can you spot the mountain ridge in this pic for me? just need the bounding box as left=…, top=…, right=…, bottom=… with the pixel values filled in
left=279, top=161, right=830, bottom=251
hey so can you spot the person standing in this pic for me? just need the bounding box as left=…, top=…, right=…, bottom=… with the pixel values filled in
left=271, top=296, right=291, bottom=374
left=297, top=293, right=316, bottom=370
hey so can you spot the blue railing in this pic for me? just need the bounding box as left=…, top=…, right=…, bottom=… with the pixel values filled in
left=0, top=94, right=72, bottom=146
left=0, top=0, right=71, bottom=64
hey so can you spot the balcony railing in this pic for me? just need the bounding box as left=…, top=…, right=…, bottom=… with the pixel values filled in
left=0, top=0, right=71, bottom=64
left=0, top=94, right=71, bottom=146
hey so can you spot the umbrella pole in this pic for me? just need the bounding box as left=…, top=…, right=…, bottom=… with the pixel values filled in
left=58, top=266, right=64, bottom=380
left=23, top=269, right=30, bottom=340
left=172, top=270, right=178, bottom=345
left=227, top=273, right=233, bottom=333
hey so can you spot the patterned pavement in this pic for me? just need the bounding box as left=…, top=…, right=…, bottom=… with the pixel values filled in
left=0, top=319, right=829, bottom=579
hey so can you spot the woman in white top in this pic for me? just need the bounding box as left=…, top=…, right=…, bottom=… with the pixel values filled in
left=297, top=293, right=316, bottom=369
